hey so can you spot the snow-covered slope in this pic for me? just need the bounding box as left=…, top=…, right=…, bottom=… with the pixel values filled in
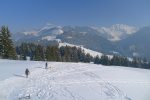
left=59, top=42, right=113, bottom=58
left=0, top=59, right=150, bottom=100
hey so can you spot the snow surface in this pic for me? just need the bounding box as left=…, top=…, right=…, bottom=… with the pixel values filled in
left=0, top=59, right=150, bottom=100
left=42, top=36, right=61, bottom=42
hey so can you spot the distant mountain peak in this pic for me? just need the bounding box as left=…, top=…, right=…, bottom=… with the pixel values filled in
left=39, top=23, right=62, bottom=32
left=20, top=23, right=63, bottom=36
left=91, top=24, right=139, bottom=41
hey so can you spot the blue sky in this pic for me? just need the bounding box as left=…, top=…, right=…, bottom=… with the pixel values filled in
left=0, top=0, right=150, bottom=32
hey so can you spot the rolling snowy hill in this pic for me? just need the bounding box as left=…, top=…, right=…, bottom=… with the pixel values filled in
left=0, top=59, right=150, bottom=100
left=59, top=42, right=109, bottom=57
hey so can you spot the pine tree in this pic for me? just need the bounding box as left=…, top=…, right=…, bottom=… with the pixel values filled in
left=34, top=45, right=45, bottom=61
left=63, top=46, right=71, bottom=62
left=84, top=53, right=93, bottom=63
left=46, top=46, right=61, bottom=61
left=100, top=55, right=110, bottom=65
left=0, top=31, right=3, bottom=58
left=77, top=47, right=85, bottom=62
left=0, top=26, right=17, bottom=59
left=94, top=55, right=101, bottom=64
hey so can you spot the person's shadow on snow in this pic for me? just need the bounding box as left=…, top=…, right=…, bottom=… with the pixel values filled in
left=13, top=74, right=26, bottom=78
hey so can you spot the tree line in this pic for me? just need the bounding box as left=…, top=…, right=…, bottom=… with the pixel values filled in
left=0, top=26, right=150, bottom=69
left=16, top=43, right=150, bottom=69
left=94, top=55, right=150, bottom=69
left=16, top=43, right=93, bottom=63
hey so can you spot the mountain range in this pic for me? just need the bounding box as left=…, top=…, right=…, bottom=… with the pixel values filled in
left=12, top=24, right=150, bottom=60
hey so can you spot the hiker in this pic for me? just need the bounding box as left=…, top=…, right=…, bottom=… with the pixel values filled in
left=45, top=62, right=48, bottom=69
left=25, top=68, right=30, bottom=78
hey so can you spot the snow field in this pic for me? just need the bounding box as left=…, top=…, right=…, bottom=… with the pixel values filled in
left=0, top=60, right=150, bottom=100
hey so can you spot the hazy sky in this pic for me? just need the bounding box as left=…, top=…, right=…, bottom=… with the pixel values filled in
left=0, top=0, right=150, bottom=32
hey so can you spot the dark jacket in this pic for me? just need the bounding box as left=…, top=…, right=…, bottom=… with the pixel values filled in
left=25, top=68, right=30, bottom=76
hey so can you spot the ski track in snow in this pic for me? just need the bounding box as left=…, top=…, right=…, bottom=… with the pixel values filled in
left=1, top=61, right=150, bottom=100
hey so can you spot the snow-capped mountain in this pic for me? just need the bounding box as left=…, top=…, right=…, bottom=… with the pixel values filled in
left=12, top=24, right=65, bottom=46
left=13, top=24, right=118, bottom=54
left=91, top=24, right=139, bottom=41
left=13, top=24, right=138, bottom=43
left=39, top=25, right=63, bottom=42
left=12, top=24, right=150, bottom=59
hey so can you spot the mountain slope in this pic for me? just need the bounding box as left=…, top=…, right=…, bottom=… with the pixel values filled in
left=119, top=26, right=150, bottom=59
left=0, top=60, right=150, bottom=100
left=59, top=42, right=113, bottom=58
left=13, top=24, right=150, bottom=59
left=59, top=26, right=118, bottom=53
left=12, top=24, right=63, bottom=46
left=13, top=25, right=118, bottom=54
left=91, top=24, right=138, bottom=41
